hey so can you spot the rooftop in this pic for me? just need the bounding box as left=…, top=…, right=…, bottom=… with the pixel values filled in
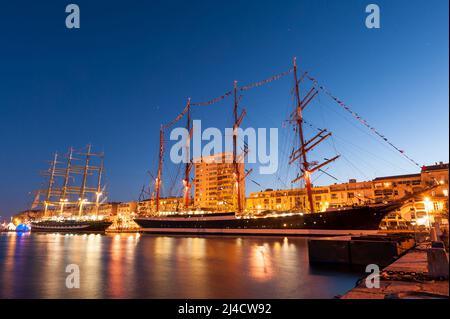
left=373, top=173, right=421, bottom=181
left=422, top=162, right=449, bottom=172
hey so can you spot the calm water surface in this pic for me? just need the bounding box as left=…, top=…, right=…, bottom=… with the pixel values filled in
left=0, top=232, right=361, bottom=298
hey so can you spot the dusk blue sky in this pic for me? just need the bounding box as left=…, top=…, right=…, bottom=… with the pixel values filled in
left=0, top=0, right=448, bottom=219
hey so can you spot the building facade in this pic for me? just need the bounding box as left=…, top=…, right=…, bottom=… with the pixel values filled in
left=136, top=197, right=187, bottom=215
left=193, top=152, right=245, bottom=211
left=246, top=163, right=449, bottom=226
left=117, top=201, right=138, bottom=216
left=14, top=162, right=448, bottom=229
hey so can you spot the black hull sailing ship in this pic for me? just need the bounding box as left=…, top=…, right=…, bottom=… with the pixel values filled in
left=134, top=58, right=411, bottom=236
left=134, top=203, right=402, bottom=236
left=29, top=145, right=111, bottom=233
left=31, top=220, right=112, bottom=233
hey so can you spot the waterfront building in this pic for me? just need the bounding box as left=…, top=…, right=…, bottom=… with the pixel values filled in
left=246, top=186, right=331, bottom=213
left=136, top=197, right=187, bottom=215
left=11, top=209, right=42, bottom=225
left=246, top=162, right=449, bottom=227
left=158, top=197, right=184, bottom=211
left=193, top=152, right=245, bottom=211
left=117, top=201, right=137, bottom=216
left=107, top=201, right=139, bottom=231
left=137, top=199, right=152, bottom=215
left=13, top=162, right=448, bottom=228
left=97, top=202, right=119, bottom=217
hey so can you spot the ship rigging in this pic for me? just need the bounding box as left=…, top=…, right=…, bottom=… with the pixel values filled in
left=144, top=57, right=420, bottom=215
left=37, top=144, right=106, bottom=218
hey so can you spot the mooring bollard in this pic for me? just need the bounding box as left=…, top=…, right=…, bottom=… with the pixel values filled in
left=430, top=228, right=438, bottom=242
left=427, top=247, right=449, bottom=278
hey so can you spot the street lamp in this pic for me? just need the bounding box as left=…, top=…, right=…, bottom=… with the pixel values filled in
left=424, top=197, right=433, bottom=229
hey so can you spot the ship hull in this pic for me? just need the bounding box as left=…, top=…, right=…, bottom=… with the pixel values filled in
left=134, top=203, right=401, bottom=236
left=30, top=220, right=112, bottom=233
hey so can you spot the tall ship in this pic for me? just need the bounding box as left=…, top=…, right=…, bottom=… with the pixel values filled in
left=29, top=145, right=112, bottom=233
left=134, top=58, right=417, bottom=236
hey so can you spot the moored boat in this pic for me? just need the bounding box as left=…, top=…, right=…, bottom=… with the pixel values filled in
left=31, top=220, right=112, bottom=233
left=134, top=202, right=403, bottom=236
left=22, top=145, right=112, bottom=234
left=135, top=58, right=421, bottom=236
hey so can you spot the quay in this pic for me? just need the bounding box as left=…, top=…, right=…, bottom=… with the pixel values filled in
left=308, top=234, right=416, bottom=266
left=106, top=229, right=140, bottom=233
left=341, top=242, right=449, bottom=299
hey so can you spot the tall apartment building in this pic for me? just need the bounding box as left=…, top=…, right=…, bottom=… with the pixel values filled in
left=193, top=152, right=245, bottom=211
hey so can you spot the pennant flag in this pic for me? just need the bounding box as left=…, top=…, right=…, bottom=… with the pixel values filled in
left=305, top=74, right=421, bottom=167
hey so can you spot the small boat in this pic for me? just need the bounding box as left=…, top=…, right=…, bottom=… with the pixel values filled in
left=1, top=219, right=20, bottom=232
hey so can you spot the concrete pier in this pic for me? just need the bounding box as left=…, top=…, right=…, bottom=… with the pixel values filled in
left=341, top=243, right=449, bottom=299
left=308, top=234, right=415, bottom=266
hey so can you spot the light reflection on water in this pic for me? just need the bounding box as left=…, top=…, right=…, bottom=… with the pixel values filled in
left=0, top=232, right=361, bottom=298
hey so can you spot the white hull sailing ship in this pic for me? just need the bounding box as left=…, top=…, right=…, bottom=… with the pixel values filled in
left=30, top=145, right=112, bottom=233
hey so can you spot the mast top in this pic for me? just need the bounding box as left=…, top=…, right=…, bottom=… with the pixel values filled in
left=290, top=57, right=339, bottom=212
left=37, top=145, right=106, bottom=213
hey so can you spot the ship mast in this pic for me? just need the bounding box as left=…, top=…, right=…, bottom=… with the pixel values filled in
left=44, top=152, right=58, bottom=216
left=183, top=98, right=192, bottom=209
left=78, top=144, right=92, bottom=216
left=95, top=154, right=104, bottom=216
left=155, top=125, right=164, bottom=213
left=37, top=145, right=105, bottom=218
left=60, top=147, right=73, bottom=215
left=233, top=80, right=243, bottom=214
left=61, top=147, right=73, bottom=199
left=292, top=58, right=315, bottom=213
left=290, top=57, right=339, bottom=213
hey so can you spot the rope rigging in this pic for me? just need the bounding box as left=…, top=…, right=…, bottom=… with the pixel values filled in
left=313, top=92, right=414, bottom=176
left=306, top=74, right=421, bottom=168
left=155, top=66, right=296, bottom=204
left=149, top=59, right=423, bottom=213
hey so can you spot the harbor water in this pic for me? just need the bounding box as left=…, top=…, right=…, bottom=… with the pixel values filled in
left=0, top=232, right=361, bottom=298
